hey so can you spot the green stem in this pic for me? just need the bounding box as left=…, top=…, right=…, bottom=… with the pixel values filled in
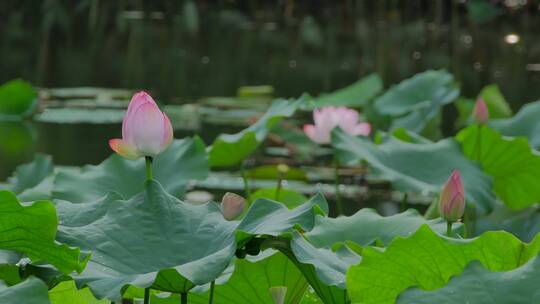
left=334, top=159, right=343, bottom=215
left=181, top=292, right=188, bottom=304
left=240, top=161, right=251, bottom=199
left=475, top=124, right=482, bottom=162
left=275, top=171, right=284, bottom=202
left=400, top=193, right=408, bottom=212
left=446, top=221, right=453, bottom=237
left=208, top=280, right=215, bottom=304
left=144, top=287, right=150, bottom=304
left=145, top=156, right=153, bottom=181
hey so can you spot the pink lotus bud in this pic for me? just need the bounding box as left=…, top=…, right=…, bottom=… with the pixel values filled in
left=303, top=106, right=371, bottom=144
left=221, top=192, right=245, bottom=220
left=472, top=97, right=489, bottom=124
left=439, top=170, right=465, bottom=222
left=109, top=91, right=173, bottom=159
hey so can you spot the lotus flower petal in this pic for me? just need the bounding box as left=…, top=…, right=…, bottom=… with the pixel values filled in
left=109, top=139, right=140, bottom=160
left=304, top=124, right=330, bottom=144
left=221, top=192, right=246, bottom=220
left=304, top=106, right=370, bottom=144
left=110, top=91, right=174, bottom=159
left=472, top=97, right=489, bottom=124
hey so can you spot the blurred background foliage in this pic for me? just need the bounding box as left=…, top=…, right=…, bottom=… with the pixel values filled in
left=1, top=0, right=539, bottom=106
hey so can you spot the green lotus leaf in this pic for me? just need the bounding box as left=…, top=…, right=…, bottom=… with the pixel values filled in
left=53, top=137, right=208, bottom=203
left=269, top=233, right=351, bottom=304
left=305, top=209, right=454, bottom=248
left=189, top=252, right=308, bottom=304
left=398, top=253, right=540, bottom=303
left=456, top=125, right=540, bottom=210
left=0, top=191, right=86, bottom=274
left=55, top=181, right=327, bottom=300
left=8, top=153, right=53, bottom=194
left=332, top=128, right=495, bottom=213
left=346, top=225, right=540, bottom=304
left=373, top=70, right=459, bottom=132
left=0, top=79, right=38, bottom=118
left=0, top=276, right=50, bottom=304
left=208, top=96, right=307, bottom=168
left=249, top=188, right=308, bottom=209
left=49, top=280, right=108, bottom=304
left=490, top=100, right=540, bottom=149
left=308, top=74, right=383, bottom=109
left=475, top=204, right=540, bottom=242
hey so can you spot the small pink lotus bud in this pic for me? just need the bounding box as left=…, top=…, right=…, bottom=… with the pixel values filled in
left=439, top=170, right=465, bottom=222
left=303, top=106, right=371, bottom=144
left=472, top=97, right=489, bottom=124
left=109, top=91, right=173, bottom=159
left=221, top=192, right=245, bottom=220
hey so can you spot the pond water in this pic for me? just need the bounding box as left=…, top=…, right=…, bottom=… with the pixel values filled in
left=1, top=1, right=540, bottom=179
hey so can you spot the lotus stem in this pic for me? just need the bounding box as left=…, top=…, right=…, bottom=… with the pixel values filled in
left=446, top=221, right=453, bottom=237
left=208, top=280, right=216, bottom=304
left=181, top=292, right=188, bottom=304
left=144, top=287, right=150, bottom=304
left=240, top=161, right=251, bottom=199
left=401, top=193, right=408, bottom=212
left=334, top=159, right=343, bottom=215
left=145, top=156, right=153, bottom=181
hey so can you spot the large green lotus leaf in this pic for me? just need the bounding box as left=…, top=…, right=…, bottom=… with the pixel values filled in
left=0, top=276, right=50, bottom=304
left=208, top=97, right=307, bottom=168
left=332, top=129, right=495, bottom=213
left=249, top=188, right=308, bottom=209
left=189, top=252, right=308, bottom=304
left=56, top=181, right=327, bottom=300
left=305, top=209, right=453, bottom=248
left=373, top=70, right=458, bottom=116
left=0, top=191, right=86, bottom=274
left=398, top=254, right=540, bottom=303
left=49, top=280, right=108, bottom=304
left=53, top=137, right=208, bottom=203
left=456, top=125, right=540, bottom=210
left=490, top=100, right=540, bottom=149
left=346, top=225, right=540, bottom=304
left=8, top=154, right=53, bottom=194
left=0, top=79, right=38, bottom=118
left=475, top=204, right=540, bottom=242
left=308, top=74, right=383, bottom=109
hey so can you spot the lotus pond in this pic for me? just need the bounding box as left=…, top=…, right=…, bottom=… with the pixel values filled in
left=1, top=67, right=540, bottom=304
left=2, top=2, right=540, bottom=303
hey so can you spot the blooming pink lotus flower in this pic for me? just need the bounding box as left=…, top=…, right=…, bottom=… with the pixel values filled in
left=109, top=91, right=173, bottom=159
left=439, top=170, right=465, bottom=222
left=303, top=106, right=371, bottom=144
left=472, top=97, right=489, bottom=124
left=221, top=192, right=246, bottom=220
